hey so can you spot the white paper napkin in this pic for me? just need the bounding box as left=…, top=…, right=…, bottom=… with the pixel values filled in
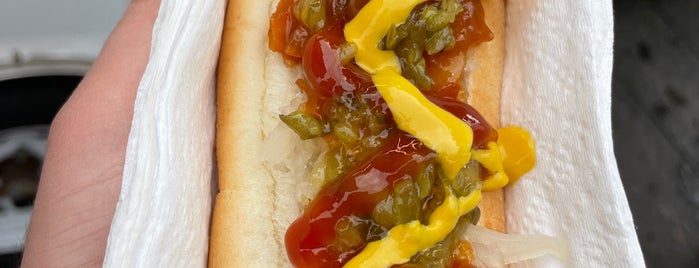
left=104, top=0, right=645, bottom=267
left=103, top=1, right=225, bottom=267
left=502, top=1, right=644, bottom=267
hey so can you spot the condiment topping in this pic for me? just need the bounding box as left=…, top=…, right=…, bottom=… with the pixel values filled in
left=345, top=189, right=482, bottom=267
left=372, top=71, right=474, bottom=179
left=268, top=0, right=536, bottom=267
left=345, top=0, right=474, bottom=179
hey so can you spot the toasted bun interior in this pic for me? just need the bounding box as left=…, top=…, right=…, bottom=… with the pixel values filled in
left=209, top=0, right=505, bottom=266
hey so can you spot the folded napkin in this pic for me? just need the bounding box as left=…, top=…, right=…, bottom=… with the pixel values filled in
left=502, top=1, right=644, bottom=267
left=103, top=1, right=225, bottom=267
left=104, top=0, right=645, bottom=267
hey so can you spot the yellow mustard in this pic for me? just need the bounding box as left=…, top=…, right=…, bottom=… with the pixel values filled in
left=472, top=127, right=536, bottom=191
left=344, top=0, right=424, bottom=74
left=472, top=141, right=508, bottom=191
left=496, top=126, right=537, bottom=184
left=341, top=0, right=537, bottom=266
left=345, top=0, right=473, bottom=180
left=372, top=71, right=474, bottom=179
left=344, top=190, right=482, bottom=268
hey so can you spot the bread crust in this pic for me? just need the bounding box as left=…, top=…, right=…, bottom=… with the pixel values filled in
left=210, top=0, right=505, bottom=266
left=469, top=0, right=506, bottom=233
left=210, top=0, right=280, bottom=266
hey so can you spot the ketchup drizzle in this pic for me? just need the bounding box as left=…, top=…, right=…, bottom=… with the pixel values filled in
left=269, top=0, right=495, bottom=266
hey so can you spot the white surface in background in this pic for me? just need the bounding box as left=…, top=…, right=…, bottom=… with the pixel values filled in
left=0, top=0, right=128, bottom=65
left=502, top=1, right=645, bottom=267
left=103, top=0, right=224, bottom=267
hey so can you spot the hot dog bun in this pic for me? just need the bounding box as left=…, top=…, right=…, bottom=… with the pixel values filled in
left=209, top=0, right=505, bottom=266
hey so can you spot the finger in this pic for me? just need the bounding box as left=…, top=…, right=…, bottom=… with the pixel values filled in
left=22, top=1, right=161, bottom=267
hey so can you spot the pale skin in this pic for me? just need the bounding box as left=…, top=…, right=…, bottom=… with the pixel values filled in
left=21, top=0, right=160, bottom=267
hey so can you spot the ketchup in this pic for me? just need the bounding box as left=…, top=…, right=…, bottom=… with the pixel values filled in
left=425, top=0, right=493, bottom=89
left=269, top=0, right=495, bottom=266
left=285, top=115, right=494, bottom=267
left=285, top=132, right=433, bottom=267
left=425, top=91, right=498, bottom=149
left=302, top=24, right=374, bottom=98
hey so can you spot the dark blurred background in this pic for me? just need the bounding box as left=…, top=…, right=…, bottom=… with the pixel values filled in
left=613, top=0, right=699, bottom=267
left=0, top=76, right=80, bottom=268
left=1, top=1, right=698, bottom=267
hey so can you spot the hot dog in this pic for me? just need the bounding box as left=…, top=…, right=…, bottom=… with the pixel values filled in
left=209, top=0, right=535, bottom=266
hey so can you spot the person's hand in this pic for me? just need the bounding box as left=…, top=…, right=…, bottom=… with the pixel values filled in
left=22, top=1, right=160, bottom=267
